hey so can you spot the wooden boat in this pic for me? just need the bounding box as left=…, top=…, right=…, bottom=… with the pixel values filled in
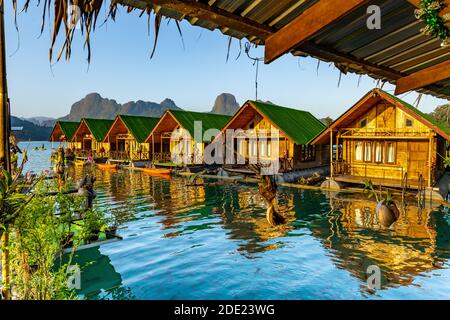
left=97, top=163, right=118, bottom=170
left=143, top=168, right=172, bottom=175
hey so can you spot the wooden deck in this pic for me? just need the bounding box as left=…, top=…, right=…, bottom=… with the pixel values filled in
left=334, top=174, right=426, bottom=189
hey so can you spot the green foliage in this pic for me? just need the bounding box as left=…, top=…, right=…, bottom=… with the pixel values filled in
left=415, top=0, right=450, bottom=45
left=0, top=161, right=108, bottom=300
left=363, top=179, right=394, bottom=205
left=429, top=104, right=450, bottom=126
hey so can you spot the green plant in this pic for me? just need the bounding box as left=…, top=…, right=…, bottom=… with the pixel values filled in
left=415, top=0, right=450, bottom=46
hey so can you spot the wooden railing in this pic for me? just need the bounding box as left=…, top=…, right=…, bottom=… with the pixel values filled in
left=109, top=150, right=151, bottom=161
left=75, top=150, right=107, bottom=159
left=339, top=128, right=430, bottom=138
left=333, top=160, right=404, bottom=180
left=153, top=152, right=172, bottom=163
left=332, top=160, right=350, bottom=175
left=279, top=157, right=294, bottom=172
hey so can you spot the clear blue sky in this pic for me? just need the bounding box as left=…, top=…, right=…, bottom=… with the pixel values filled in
left=4, top=2, right=448, bottom=119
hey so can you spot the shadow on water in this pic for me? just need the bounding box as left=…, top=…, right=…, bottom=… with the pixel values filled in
left=30, top=143, right=450, bottom=299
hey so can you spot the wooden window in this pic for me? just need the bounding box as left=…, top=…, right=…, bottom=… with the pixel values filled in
left=405, top=118, right=413, bottom=127
left=374, top=142, right=383, bottom=163
left=386, top=142, right=395, bottom=163
left=300, top=145, right=316, bottom=162
left=364, top=142, right=372, bottom=162
left=260, top=140, right=266, bottom=157
left=360, top=118, right=368, bottom=128
left=355, top=142, right=363, bottom=161
left=267, top=141, right=272, bottom=157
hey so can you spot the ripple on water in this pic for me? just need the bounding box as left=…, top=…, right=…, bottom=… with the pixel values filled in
left=24, top=143, right=450, bottom=300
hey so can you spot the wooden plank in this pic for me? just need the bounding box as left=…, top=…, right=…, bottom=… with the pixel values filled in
left=119, top=0, right=447, bottom=97
left=264, top=0, right=367, bottom=64
left=120, top=0, right=273, bottom=39
left=395, top=60, right=450, bottom=95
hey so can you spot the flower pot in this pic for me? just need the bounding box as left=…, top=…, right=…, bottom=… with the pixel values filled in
left=376, top=201, right=400, bottom=228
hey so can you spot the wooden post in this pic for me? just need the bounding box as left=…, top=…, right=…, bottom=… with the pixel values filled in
left=0, top=1, right=11, bottom=300
left=428, top=134, right=433, bottom=188
left=152, top=134, right=155, bottom=162
left=330, top=130, right=333, bottom=178
left=0, top=1, right=9, bottom=172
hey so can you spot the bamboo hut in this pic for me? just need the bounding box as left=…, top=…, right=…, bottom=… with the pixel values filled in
left=311, top=88, right=450, bottom=189
left=146, top=110, right=231, bottom=166
left=71, top=118, right=114, bottom=160
left=48, top=121, right=80, bottom=149
left=219, top=100, right=329, bottom=174
left=103, top=115, right=159, bottom=162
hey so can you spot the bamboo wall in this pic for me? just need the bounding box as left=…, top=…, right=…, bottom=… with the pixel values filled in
left=339, top=101, right=443, bottom=185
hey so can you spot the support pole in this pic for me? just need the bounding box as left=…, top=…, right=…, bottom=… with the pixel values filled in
left=428, top=134, right=433, bottom=188
left=0, top=0, right=11, bottom=301
left=0, top=0, right=10, bottom=172
left=330, top=130, right=333, bottom=179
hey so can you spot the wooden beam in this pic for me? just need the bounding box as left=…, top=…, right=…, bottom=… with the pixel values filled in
left=395, top=59, right=450, bottom=95
left=264, top=0, right=367, bottom=64
left=118, top=0, right=273, bottom=39
left=117, top=0, right=448, bottom=97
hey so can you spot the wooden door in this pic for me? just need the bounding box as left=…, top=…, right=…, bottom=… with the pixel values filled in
left=407, top=141, right=428, bottom=182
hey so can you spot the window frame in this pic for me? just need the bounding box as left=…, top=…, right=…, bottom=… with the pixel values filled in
left=355, top=141, right=363, bottom=162
left=360, top=118, right=368, bottom=128
left=385, top=142, right=396, bottom=164
left=405, top=118, right=413, bottom=128
left=374, top=141, right=383, bottom=163
left=364, top=141, right=372, bottom=162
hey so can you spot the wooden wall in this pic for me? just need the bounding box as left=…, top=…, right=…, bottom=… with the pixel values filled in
left=339, top=101, right=443, bottom=185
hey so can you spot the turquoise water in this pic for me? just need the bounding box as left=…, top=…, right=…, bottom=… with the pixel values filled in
left=20, top=142, right=450, bottom=300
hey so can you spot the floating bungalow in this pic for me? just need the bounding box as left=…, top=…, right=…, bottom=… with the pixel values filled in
left=103, top=115, right=159, bottom=163
left=146, top=110, right=231, bottom=166
left=219, top=100, right=329, bottom=176
left=71, top=118, right=114, bottom=159
left=311, top=89, right=450, bottom=192
left=49, top=121, right=80, bottom=149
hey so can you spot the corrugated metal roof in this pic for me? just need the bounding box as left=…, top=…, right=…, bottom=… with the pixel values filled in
left=114, top=0, right=450, bottom=100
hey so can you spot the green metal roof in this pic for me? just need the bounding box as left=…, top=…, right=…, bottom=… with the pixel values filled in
left=83, top=118, right=114, bottom=141
left=169, top=110, right=231, bottom=142
left=249, top=101, right=326, bottom=145
left=52, top=121, right=79, bottom=141
left=382, top=90, right=450, bottom=137
left=119, top=115, right=160, bottom=143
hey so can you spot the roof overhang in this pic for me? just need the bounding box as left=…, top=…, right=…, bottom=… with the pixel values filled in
left=216, top=100, right=294, bottom=143
left=114, top=0, right=450, bottom=100
left=311, top=88, right=450, bottom=144
left=145, top=110, right=184, bottom=143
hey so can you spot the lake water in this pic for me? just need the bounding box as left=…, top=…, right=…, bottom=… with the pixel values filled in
left=19, top=142, right=450, bottom=300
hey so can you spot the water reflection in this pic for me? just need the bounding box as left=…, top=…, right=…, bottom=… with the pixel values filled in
left=66, top=163, right=450, bottom=298
left=77, top=171, right=450, bottom=291
left=311, top=193, right=450, bottom=290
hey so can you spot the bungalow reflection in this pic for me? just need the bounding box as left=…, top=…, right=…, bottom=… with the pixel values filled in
left=322, top=194, right=450, bottom=289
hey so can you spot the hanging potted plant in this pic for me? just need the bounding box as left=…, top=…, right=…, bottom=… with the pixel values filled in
left=364, top=180, right=400, bottom=228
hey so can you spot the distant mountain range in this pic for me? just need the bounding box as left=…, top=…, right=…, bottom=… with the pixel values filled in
left=211, top=93, right=240, bottom=116
left=12, top=92, right=242, bottom=140
left=11, top=116, right=52, bottom=141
